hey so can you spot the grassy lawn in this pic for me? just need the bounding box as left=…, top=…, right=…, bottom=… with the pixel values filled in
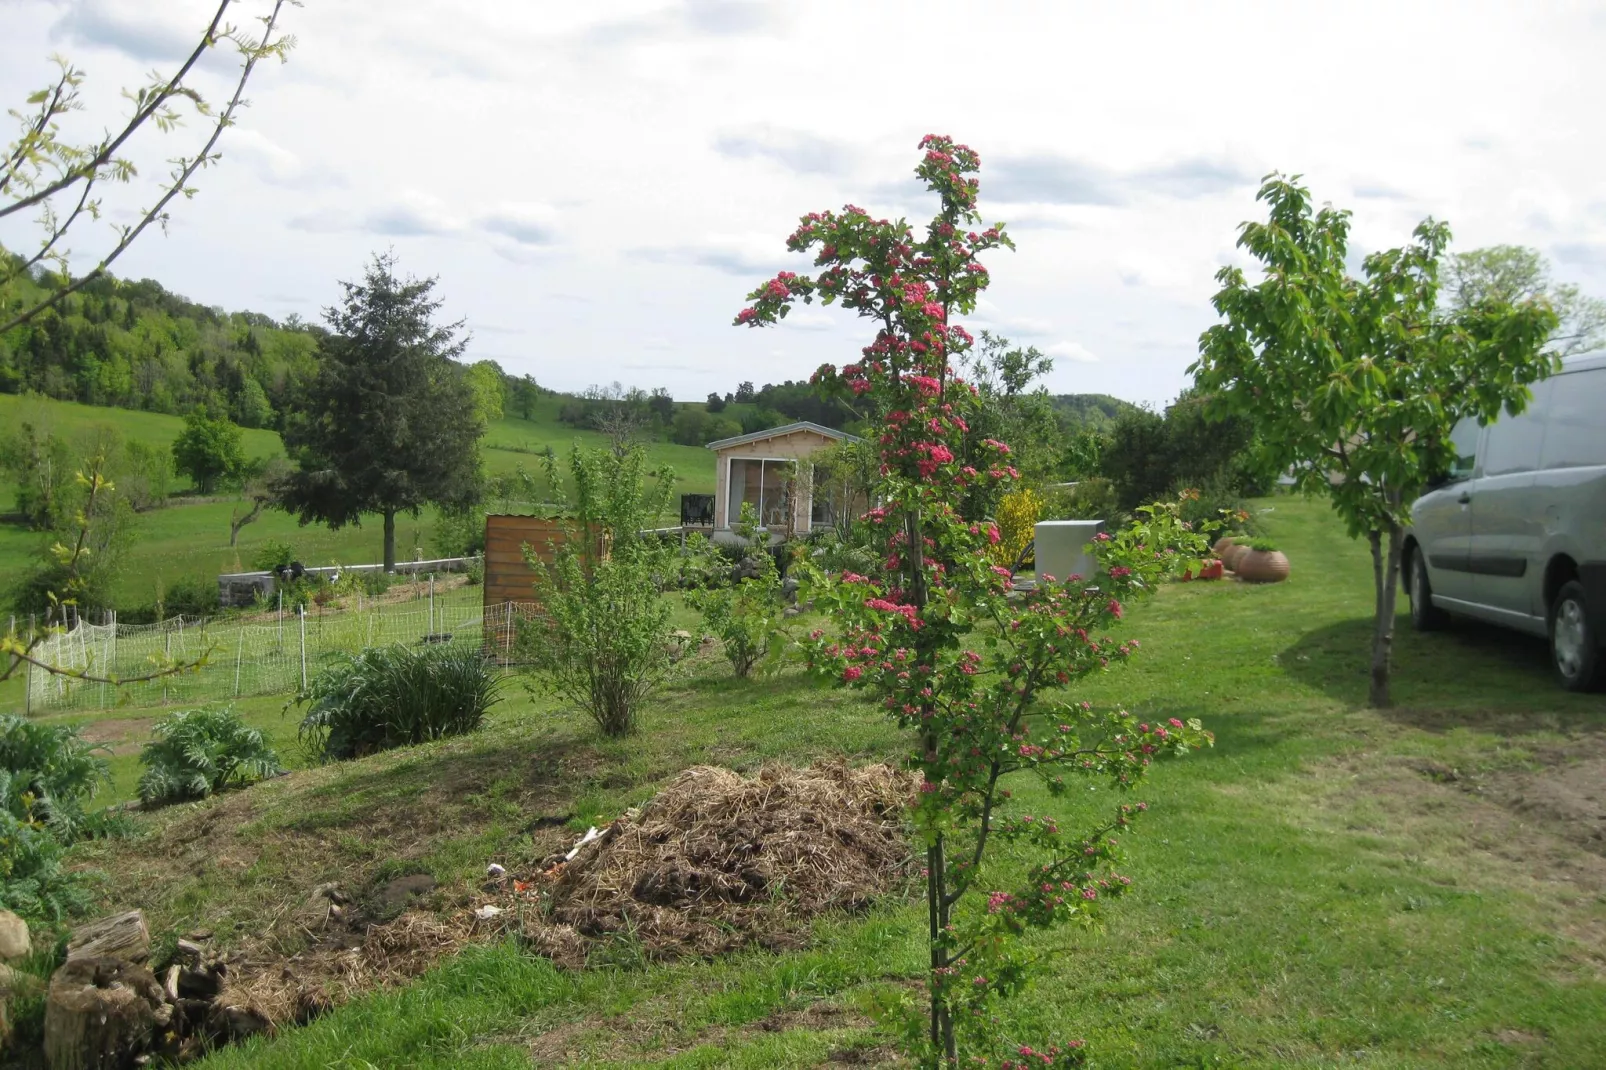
left=12, top=494, right=1606, bottom=1068
left=0, top=395, right=720, bottom=606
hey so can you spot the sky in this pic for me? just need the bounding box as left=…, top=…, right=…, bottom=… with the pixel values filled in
left=3, top=0, right=1605, bottom=407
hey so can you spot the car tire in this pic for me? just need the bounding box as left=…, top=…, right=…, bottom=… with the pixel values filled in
left=1408, top=548, right=1449, bottom=632
left=1549, top=580, right=1603, bottom=693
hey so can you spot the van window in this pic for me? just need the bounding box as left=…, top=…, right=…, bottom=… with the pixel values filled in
left=1539, top=368, right=1606, bottom=469
left=1480, top=380, right=1552, bottom=477
left=1445, top=417, right=1480, bottom=481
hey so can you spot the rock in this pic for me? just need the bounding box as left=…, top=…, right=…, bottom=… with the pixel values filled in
left=373, top=872, right=436, bottom=918
left=177, top=965, right=224, bottom=1001
left=66, top=910, right=149, bottom=965
left=311, top=882, right=349, bottom=906
left=0, top=909, right=29, bottom=962
left=210, top=1003, right=271, bottom=1042
left=44, top=956, right=166, bottom=1070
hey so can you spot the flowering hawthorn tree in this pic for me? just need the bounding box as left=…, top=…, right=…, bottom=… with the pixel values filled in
left=735, top=135, right=1213, bottom=1067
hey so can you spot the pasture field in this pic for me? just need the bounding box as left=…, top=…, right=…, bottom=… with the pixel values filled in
left=0, top=394, right=719, bottom=607
left=11, top=494, right=1602, bottom=1068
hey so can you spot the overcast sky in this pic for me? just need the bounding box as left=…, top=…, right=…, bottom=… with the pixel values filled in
left=4, top=0, right=1604, bottom=407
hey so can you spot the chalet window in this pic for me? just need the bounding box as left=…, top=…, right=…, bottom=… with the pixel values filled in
left=727, top=458, right=793, bottom=527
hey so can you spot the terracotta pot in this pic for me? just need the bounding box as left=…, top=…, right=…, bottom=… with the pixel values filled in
left=1235, top=549, right=1290, bottom=583
left=1221, top=543, right=1249, bottom=571
left=1198, top=559, right=1225, bottom=581
left=1211, top=536, right=1238, bottom=559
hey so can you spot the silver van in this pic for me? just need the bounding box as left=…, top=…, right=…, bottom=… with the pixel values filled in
left=1404, top=350, right=1606, bottom=691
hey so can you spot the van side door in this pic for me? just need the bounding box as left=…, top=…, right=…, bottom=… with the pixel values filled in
left=1467, top=380, right=1554, bottom=630
left=1411, top=416, right=1481, bottom=604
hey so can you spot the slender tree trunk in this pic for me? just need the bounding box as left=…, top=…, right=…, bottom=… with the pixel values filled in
left=1367, top=520, right=1406, bottom=708
left=383, top=509, right=397, bottom=572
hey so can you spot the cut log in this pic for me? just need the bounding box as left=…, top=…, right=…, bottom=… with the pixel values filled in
left=66, top=911, right=149, bottom=965
left=43, top=956, right=167, bottom=1070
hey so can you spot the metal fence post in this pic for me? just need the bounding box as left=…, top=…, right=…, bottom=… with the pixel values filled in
left=234, top=625, right=245, bottom=696
left=299, top=605, right=308, bottom=691
left=24, top=614, right=34, bottom=716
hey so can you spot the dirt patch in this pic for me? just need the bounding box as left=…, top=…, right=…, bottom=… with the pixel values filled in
left=524, top=761, right=916, bottom=965
left=525, top=1000, right=883, bottom=1066
left=1467, top=748, right=1606, bottom=859
left=77, top=716, right=153, bottom=756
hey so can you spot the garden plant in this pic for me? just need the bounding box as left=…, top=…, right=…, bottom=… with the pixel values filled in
left=736, top=134, right=1213, bottom=1067
left=137, top=706, right=284, bottom=803
left=686, top=502, right=790, bottom=679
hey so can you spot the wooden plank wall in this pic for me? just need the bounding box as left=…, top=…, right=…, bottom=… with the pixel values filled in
left=483, top=515, right=571, bottom=657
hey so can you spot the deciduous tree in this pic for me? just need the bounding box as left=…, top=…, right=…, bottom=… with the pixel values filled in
left=1193, top=176, right=1558, bottom=707
left=737, top=135, right=1211, bottom=1066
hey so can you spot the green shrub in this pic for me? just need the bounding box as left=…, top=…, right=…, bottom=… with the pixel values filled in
left=464, top=554, right=484, bottom=586
left=1246, top=538, right=1280, bottom=553
left=295, top=645, right=504, bottom=761
left=163, top=574, right=221, bottom=618
left=0, top=809, right=95, bottom=921
left=1042, top=477, right=1123, bottom=526
left=686, top=506, right=788, bottom=678
left=1174, top=475, right=1255, bottom=538
left=520, top=445, right=679, bottom=737
left=252, top=539, right=295, bottom=572
left=137, top=707, right=284, bottom=804
left=0, top=715, right=110, bottom=842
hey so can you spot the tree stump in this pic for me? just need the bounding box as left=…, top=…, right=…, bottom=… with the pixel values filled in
left=43, top=956, right=169, bottom=1070
left=65, top=911, right=149, bottom=965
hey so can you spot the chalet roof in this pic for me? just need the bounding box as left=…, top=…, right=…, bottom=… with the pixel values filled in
left=704, top=421, right=858, bottom=451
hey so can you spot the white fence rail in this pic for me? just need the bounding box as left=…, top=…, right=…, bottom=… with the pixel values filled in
left=26, top=590, right=521, bottom=712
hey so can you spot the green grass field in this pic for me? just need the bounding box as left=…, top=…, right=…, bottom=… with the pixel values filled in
left=10, top=494, right=1604, bottom=1068
left=0, top=394, right=720, bottom=607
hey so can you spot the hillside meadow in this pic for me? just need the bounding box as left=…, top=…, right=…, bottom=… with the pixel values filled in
left=0, top=393, right=718, bottom=608
left=7, top=494, right=1601, bottom=1069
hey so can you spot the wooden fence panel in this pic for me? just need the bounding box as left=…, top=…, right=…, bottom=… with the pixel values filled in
left=483, top=515, right=572, bottom=657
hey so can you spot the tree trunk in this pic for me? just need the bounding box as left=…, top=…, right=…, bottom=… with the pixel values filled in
left=44, top=957, right=168, bottom=1070
left=1368, top=522, right=1405, bottom=708
left=383, top=509, right=397, bottom=572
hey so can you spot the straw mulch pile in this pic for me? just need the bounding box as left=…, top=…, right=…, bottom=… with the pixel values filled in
left=525, top=760, right=917, bottom=965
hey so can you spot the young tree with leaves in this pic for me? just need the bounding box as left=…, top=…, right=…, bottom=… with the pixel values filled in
left=278, top=252, right=483, bottom=571
left=172, top=406, right=246, bottom=494
left=737, top=135, right=1212, bottom=1067
left=520, top=446, right=678, bottom=737
left=1193, top=176, right=1558, bottom=707
left=0, top=1, right=296, bottom=334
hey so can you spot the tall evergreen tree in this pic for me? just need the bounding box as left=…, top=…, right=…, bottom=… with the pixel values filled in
left=278, top=252, right=482, bottom=570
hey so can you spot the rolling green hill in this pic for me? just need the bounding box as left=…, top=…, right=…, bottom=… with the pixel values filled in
left=0, top=393, right=719, bottom=610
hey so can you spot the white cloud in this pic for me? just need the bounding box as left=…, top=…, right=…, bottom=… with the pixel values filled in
left=1044, top=341, right=1099, bottom=364
left=5, top=0, right=1603, bottom=405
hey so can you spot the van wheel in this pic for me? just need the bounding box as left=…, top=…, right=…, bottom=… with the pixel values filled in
left=1549, top=581, right=1603, bottom=692
left=1408, top=548, right=1448, bottom=632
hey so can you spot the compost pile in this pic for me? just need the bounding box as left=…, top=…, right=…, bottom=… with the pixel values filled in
left=526, top=760, right=916, bottom=965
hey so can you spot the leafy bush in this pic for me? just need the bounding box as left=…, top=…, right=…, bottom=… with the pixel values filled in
left=464, top=553, right=484, bottom=586
left=163, top=574, right=220, bottom=618
left=520, top=445, right=678, bottom=737
left=0, top=715, right=110, bottom=842
left=137, top=707, right=284, bottom=804
left=1041, top=477, right=1122, bottom=526
left=1246, top=538, right=1279, bottom=553
left=1174, top=475, right=1254, bottom=538
left=805, top=527, right=880, bottom=578
left=252, top=539, right=295, bottom=572
left=686, top=506, right=788, bottom=678
left=296, top=645, right=503, bottom=761
left=0, top=809, right=95, bottom=921
left=989, top=487, right=1042, bottom=569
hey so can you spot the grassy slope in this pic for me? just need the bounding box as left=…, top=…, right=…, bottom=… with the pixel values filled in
left=0, top=394, right=718, bottom=606
left=15, top=494, right=1602, bottom=1068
